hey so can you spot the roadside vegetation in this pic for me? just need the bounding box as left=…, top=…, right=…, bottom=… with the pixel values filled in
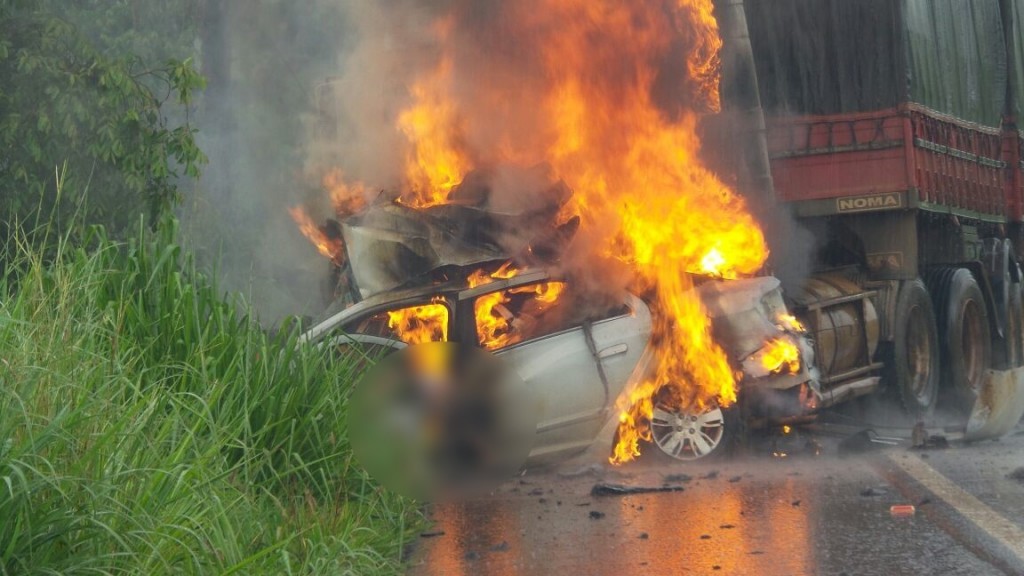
left=1, top=2, right=422, bottom=573
left=0, top=212, right=421, bottom=574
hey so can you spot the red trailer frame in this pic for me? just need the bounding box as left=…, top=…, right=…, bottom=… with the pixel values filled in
left=766, top=105, right=1021, bottom=223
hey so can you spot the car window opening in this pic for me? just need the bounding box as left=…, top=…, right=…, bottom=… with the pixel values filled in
left=476, top=282, right=628, bottom=351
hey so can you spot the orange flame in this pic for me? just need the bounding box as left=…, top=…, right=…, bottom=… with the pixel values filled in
left=776, top=314, right=807, bottom=333
left=322, top=168, right=368, bottom=217
left=386, top=298, right=449, bottom=345
left=396, top=23, right=471, bottom=208
left=761, top=337, right=801, bottom=375
left=310, top=0, right=769, bottom=464
left=290, top=169, right=367, bottom=262
left=288, top=206, right=343, bottom=262
left=467, top=263, right=566, bottom=350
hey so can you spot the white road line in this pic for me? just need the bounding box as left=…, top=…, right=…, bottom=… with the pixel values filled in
left=886, top=453, right=1024, bottom=564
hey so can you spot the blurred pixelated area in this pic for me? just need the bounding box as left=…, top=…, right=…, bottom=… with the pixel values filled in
left=349, top=343, right=536, bottom=500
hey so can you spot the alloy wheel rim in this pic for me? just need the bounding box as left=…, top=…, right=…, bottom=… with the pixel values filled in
left=650, top=404, right=725, bottom=460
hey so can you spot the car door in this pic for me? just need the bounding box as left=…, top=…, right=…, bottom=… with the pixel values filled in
left=585, top=293, right=653, bottom=403
left=463, top=279, right=647, bottom=463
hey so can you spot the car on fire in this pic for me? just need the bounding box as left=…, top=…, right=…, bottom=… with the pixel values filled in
left=298, top=195, right=1024, bottom=470
left=302, top=246, right=819, bottom=466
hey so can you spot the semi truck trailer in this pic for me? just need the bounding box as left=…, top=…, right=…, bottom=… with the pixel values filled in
left=728, top=0, right=1024, bottom=426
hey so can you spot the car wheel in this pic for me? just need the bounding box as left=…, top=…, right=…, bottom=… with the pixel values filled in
left=649, top=402, right=736, bottom=461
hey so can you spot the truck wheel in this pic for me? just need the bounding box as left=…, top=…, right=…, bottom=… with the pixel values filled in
left=991, top=262, right=1022, bottom=370
left=1001, top=282, right=1023, bottom=368
left=930, top=268, right=992, bottom=412
left=1017, top=280, right=1024, bottom=365
left=885, top=279, right=940, bottom=418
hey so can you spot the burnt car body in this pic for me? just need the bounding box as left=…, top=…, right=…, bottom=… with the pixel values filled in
left=301, top=266, right=816, bottom=465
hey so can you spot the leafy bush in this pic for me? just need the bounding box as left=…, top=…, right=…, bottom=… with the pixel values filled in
left=0, top=2, right=205, bottom=252
left=0, top=215, right=421, bottom=574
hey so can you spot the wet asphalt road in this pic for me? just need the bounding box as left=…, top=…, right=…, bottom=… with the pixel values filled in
left=407, top=426, right=1024, bottom=575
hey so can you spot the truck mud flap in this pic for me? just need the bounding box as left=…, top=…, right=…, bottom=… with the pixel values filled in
left=963, top=368, right=1024, bottom=441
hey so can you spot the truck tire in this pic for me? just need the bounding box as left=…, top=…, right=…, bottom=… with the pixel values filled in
left=1017, top=280, right=1024, bottom=366
left=884, top=279, right=940, bottom=418
left=929, top=268, right=992, bottom=412
left=999, top=281, right=1023, bottom=369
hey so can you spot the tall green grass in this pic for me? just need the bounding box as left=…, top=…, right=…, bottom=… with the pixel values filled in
left=0, top=217, right=422, bottom=574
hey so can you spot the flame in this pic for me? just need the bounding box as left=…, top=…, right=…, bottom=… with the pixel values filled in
left=699, top=247, right=730, bottom=279
left=290, top=169, right=367, bottom=262
left=684, top=0, right=724, bottom=112
left=474, top=289, right=513, bottom=350
left=396, top=24, right=471, bottom=208
left=288, top=206, right=343, bottom=262
left=467, top=262, right=566, bottom=350
left=528, top=1, right=768, bottom=464
left=308, top=0, right=770, bottom=464
left=323, top=168, right=368, bottom=216
left=761, top=337, right=801, bottom=375
left=776, top=314, right=807, bottom=333
left=386, top=298, right=449, bottom=345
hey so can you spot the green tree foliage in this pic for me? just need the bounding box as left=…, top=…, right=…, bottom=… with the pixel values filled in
left=0, top=1, right=205, bottom=250
left=35, top=0, right=202, bottom=63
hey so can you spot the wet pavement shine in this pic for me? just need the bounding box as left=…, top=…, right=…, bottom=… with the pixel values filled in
left=406, top=427, right=1024, bottom=575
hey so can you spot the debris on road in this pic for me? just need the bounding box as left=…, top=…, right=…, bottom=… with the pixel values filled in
left=420, top=530, right=446, bottom=538
left=1007, top=467, right=1024, bottom=482
left=912, top=422, right=926, bottom=448
left=838, top=429, right=901, bottom=455
left=859, top=487, right=889, bottom=497
left=489, top=541, right=510, bottom=552
left=912, top=423, right=950, bottom=450
left=588, top=510, right=606, bottom=520
left=590, top=483, right=685, bottom=497
left=890, top=504, right=916, bottom=517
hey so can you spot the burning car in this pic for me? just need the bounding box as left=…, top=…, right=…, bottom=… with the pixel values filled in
left=300, top=200, right=819, bottom=466
left=291, top=0, right=1024, bottom=478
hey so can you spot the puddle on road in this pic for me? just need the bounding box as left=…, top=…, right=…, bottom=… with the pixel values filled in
left=405, top=432, right=1016, bottom=576
left=409, top=465, right=820, bottom=575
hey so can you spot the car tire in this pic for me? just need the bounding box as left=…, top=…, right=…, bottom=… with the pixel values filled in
left=647, top=400, right=740, bottom=461
left=929, top=268, right=991, bottom=413
left=884, top=278, right=940, bottom=419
